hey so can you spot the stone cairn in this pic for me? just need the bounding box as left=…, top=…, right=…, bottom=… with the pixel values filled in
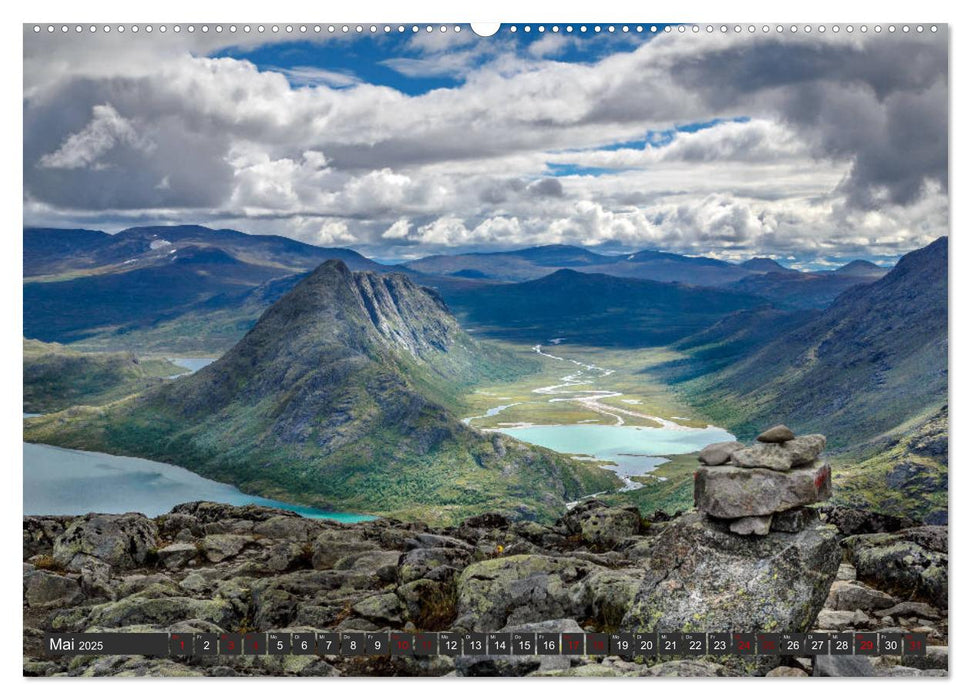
left=694, top=424, right=832, bottom=536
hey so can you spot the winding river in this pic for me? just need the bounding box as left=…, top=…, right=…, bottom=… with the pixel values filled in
left=476, top=344, right=734, bottom=490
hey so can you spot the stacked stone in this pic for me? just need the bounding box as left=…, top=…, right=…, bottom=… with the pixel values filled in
left=694, top=424, right=831, bottom=536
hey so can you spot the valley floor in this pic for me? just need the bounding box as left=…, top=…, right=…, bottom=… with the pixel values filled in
left=458, top=340, right=731, bottom=514
left=461, top=341, right=708, bottom=430
left=24, top=334, right=947, bottom=525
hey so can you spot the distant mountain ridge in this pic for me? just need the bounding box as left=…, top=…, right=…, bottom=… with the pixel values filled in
left=739, top=257, right=788, bottom=273
left=403, top=245, right=756, bottom=285
left=726, top=270, right=884, bottom=310
left=439, top=267, right=770, bottom=347
left=24, top=261, right=619, bottom=523
left=24, top=225, right=383, bottom=279
left=832, top=260, right=887, bottom=277
left=680, top=236, right=947, bottom=446
left=22, top=225, right=896, bottom=350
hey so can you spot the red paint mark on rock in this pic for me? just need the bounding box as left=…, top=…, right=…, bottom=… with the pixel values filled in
left=814, top=465, right=830, bottom=490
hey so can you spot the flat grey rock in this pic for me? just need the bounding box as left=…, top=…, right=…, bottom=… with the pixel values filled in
left=813, top=655, right=876, bottom=677
left=825, top=580, right=896, bottom=611
left=757, top=425, right=795, bottom=443
left=729, top=515, right=773, bottom=536
left=695, top=461, right=832, bottom=519
left=732, top=435, right=826, bottom=471
left=698, top=441, right=744, bottom=466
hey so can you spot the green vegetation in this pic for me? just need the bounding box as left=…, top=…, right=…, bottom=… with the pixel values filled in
left=23, top=339, right=182, bottom=413
left=830, top=406, right=948, bottom=524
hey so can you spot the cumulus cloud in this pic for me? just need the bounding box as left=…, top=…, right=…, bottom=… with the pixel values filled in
left=22, top=28, right=949, bottom=263
left=39, top=104, right=153, bottom=170
left=382, top=218, right=412, bottom=240
left=315, top=219, right=356, bottom=245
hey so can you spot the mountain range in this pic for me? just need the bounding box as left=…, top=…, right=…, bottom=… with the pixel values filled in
left=22, top=226, right=945, bottom=523
left=24, top=225, right=383, bottom=279
left=24, top=226, right=887, bottom=349
left=401, top=243, right=885, bottom=291
left=23, top=226, right=388, bottom=345
left=24, top=261, right=619, bottom=523
left=670, top=237, right=948, bottom=522
left=440, top=268, right=768, bottom=347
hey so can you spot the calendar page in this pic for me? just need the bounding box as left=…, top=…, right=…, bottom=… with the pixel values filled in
left=22, top=20, right=948, bottom=680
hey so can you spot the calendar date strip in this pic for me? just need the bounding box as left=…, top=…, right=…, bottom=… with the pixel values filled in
left=44, top=631, right=927, bottom=658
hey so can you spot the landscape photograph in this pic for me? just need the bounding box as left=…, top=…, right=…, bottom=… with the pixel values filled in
left=22, top=23, right=948, bottom=679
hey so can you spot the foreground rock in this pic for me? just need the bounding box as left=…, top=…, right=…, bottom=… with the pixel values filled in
left=454, top=555, right=640, bottom=632
left=52, top=513, right=158, bottom=571
left=23, top=499, right=945, bottom=678
left=813, top=655, right=876, bottom=677
left=694, top=461, right=831, bottom=519
left=623, top=512, right=840, bottom=635
left=809, top=517, right=949, bottom=676
left=842, top=527, right=947, bottom=608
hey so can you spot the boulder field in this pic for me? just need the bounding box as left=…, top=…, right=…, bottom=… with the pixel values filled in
left=23, top=497, right=946, bottom=677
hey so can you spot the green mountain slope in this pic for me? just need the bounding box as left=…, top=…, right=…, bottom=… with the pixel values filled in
left=673, top=237, right=947, bottom=522
left=679, top=237, right=946, bottom=446
left=23, top=339, right=182, bottom=413
left=832, top=405, right=948, bottom=525
left=24, top=261, right=619, bottom=523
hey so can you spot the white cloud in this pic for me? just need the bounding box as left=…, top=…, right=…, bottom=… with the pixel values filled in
left=415, top=216, right=471, bottom=246
left=39, top=104, right=153, bottom=170
left=382, top=218, right=412, bottom=240
left=271, top=66, right=360, bottom=88
left=316, top=219, right=356, bottom=246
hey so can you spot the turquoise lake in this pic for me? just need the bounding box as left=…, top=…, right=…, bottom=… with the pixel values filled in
left=498, top=423, right=735, bottom=478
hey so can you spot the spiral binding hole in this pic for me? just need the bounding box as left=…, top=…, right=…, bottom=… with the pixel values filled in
left=28, top=22, right=945, bottom=39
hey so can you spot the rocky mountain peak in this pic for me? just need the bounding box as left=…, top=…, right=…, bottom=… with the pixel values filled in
left=258, top=260, right=459, bottom=366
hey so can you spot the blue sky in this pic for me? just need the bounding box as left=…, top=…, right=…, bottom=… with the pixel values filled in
left=211, top=25, right=665, bottom=95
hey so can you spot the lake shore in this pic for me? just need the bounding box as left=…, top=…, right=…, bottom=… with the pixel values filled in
left=22, top=442, right=374, bottom=522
